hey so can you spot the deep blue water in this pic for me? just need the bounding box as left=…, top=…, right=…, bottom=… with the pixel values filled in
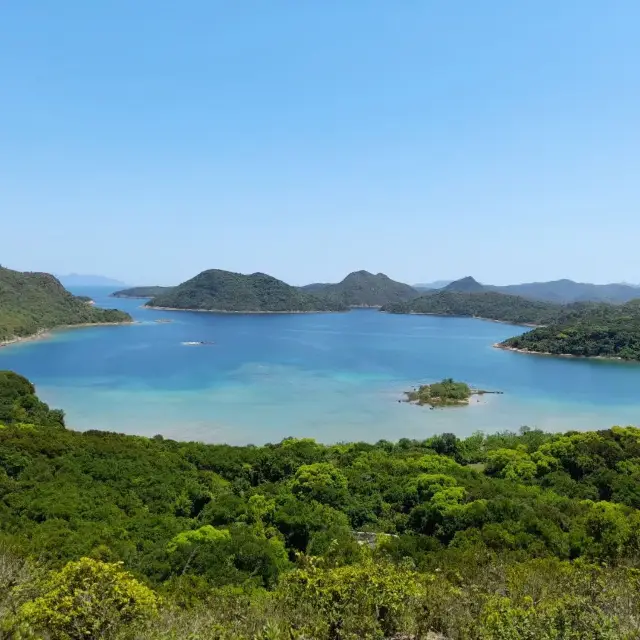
left=1, top=286, right=639, bottom=444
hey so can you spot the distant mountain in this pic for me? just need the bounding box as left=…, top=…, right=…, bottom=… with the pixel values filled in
left=494, top=279, right=640, bottom=304
left=382, top=290, right=564, bottom=326
left=433, top=276, right=640, bottom=304
left=112, top=286, right=174, bottom=299
left=413, top=280, right=453, bottom=290
left=0, top=266, right=132, bottom=343
left=147, top=269, right=347, bottom=313
left=443, top=277, right=486, bottom=293
left=56, top=274, right=128, bottom=288
left=302, top=271, right=418, bottom=307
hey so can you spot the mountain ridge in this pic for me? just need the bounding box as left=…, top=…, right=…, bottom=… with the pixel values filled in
left=300, top=270, right=418, bottom=307
left=146, top=269, right=347, bottom=313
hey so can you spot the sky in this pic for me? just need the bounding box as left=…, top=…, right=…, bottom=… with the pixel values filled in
left=1, top=1, right=639, bottom=286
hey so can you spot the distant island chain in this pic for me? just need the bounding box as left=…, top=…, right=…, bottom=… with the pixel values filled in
left=2, top=265, right=640, bottom=361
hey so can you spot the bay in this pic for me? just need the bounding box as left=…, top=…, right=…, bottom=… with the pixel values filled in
left=1, top=286, right=639, bottom=444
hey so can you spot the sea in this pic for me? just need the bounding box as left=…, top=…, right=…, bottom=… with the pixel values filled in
left=1, top=286, right=639, bottom=445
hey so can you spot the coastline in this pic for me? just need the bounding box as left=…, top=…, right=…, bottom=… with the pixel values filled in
left=382, top=310, right=541, bottom=328
left=0, top=321, right=134, bottom=349
left=494, top=342, right=626, bottom=362
left=144, top=305, right=348, bottom=314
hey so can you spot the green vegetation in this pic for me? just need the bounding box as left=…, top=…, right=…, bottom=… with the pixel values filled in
left=405, top=378, right=474, bottom=406
left=436, top=276, right=640, bottom=304
left=73, top=295, right=94, bottom=303
left=2, top=373, right=640, bottom=637
left=0, top=266, right=131, bottom=343
left=443, top=276, right=486, bottom=293
left=383, top=290, right=564, bottom=325
left=147, top=269, right=348, bottom=312
left=501, top=300, right=640, bottom=360
left=111, top=285, right=174, bottom=298
left=302, top=270, right=418, bottom=307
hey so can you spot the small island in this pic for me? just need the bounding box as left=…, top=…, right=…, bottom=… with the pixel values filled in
left=405, top=378, right=500, bottom=407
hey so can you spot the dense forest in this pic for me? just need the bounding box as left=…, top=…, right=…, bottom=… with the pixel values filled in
left=301, top=271, right=418, bottom=307
left=382, top=290, right=565, bottom=325
left=1, top=372, right=640, bottom=638
left=147, top=269, right=348, bottom=313
left=0, top=266, right=131, bottom=343
left=501, top=300, right=640, bottom=360
left=111, top=286, right=175, bottom=298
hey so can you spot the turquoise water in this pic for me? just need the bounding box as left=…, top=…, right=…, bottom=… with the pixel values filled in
left=1, top=286, right=639, bottom=444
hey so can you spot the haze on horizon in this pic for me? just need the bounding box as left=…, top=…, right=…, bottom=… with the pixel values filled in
left=2, top=2, right=639, bottom=287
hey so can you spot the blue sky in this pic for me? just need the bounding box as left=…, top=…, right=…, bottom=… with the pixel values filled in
left=2, top=1, right=639, bottom=286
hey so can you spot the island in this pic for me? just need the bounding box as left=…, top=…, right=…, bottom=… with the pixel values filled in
left=0, top=266, right=132, bottom=346
left=300, top=270, right=418, bottom=307
left=145, top=269, right=348, bottom=313
left=404, top=378, right=495, bottom=407
left=111, top=286, right=175, bottom=299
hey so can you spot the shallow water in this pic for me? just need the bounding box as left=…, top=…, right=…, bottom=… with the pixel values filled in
left=1, top=287, right=639, bottom=444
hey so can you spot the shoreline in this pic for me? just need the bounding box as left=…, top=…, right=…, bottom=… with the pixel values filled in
left=0, top=321, right=134, bottom=349
left=144, top=305, right=348, bottom=315
left=382, top=310, right=541, bottom=328
left=494, top=342, right=626, bottom=362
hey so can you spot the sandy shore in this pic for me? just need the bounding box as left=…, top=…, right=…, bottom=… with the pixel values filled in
left=494, top=343, right=625, bottom=361
left=145, top=306, right=347, bottom=314
left=0, top=321, right=133, bottom=348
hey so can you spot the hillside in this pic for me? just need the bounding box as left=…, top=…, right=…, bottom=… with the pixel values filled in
left=496, top=279, right=640, bottom=304
left=434, top=276, right=640, bottom=304
left=302, top=270, right=418, bottom=307
left=500, top=299, right=640, bottom=360
left=112, top=286, right=174, bottom=298
left=0, top=266, right=132, bottom=343
left=443, top=276, right=486, bottom=293
left=383, top=290, right=564, bottom=325
left=147, top=269, right=347, bottom=312
left=1, top=373, right=640, bottom=637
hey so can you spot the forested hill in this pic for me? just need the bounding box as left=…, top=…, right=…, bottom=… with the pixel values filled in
left=1, top=372, right=640, bottom=637
left=382, top=290, right=565, bottom=325
left=111, top=285, right=174, bottom=298
left=301, top=270, right=418, bottom=307
left=500, top=299, right=640, bottom=360
left=147, top=269, right=348, bottom=312
left=0, top=266, right=131, bottom=342
left=434, top=276, right=640, bottom=304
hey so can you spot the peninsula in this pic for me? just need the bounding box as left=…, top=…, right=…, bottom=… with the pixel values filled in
left=499, top=299, right=640, bottom=360
left=111, top=286, right=174, bottom=299
left=146, top=269, right=348, bottom=313
left=0, top=266, right=132, bottom=345
left=382, top=290, right=564, bottom=326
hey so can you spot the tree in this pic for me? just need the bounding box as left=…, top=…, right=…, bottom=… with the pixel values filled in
left=291, top=462, right=348, bottom=508
left=14, top=558, right=158, bottom=639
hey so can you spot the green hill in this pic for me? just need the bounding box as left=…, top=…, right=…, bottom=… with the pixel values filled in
left=496, top=279, right=640, bottom=304
left=500, top=299, right=640, bottom=360
left=112, top=286, right=174, bottom=298
left=302, top=270, right=418, bottom=307
left=0, top=266, right=132, bottom=343
left=147, top=269, right=347, bottom=312
left=383, top=290, right=564, bottom=325
left=442, top=276, right=486, bottom=293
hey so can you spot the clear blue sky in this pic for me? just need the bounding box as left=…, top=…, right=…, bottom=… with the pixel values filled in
left=2, top=1, right=639, bottom=286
